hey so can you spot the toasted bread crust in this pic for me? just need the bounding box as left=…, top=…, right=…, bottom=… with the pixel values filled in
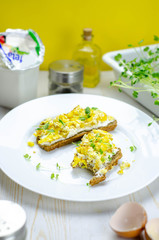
left=37, top=120, right=117, bottom=152
left=89, top=148, right=122, bottom=186
left=71, top=148, right=122, bottom=186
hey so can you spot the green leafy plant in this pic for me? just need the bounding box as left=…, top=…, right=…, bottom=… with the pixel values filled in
left=111, top=36, right=159, bottom=124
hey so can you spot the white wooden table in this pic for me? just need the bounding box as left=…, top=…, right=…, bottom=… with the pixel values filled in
left=0, top=71, right=159, bottom=240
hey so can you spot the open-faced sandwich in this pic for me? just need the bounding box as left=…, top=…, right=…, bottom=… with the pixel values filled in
left=71, top=129, right=122, bottom=186
left=34, top=105, right=117, bottom=152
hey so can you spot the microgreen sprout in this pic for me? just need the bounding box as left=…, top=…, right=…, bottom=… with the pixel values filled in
left=51, top=173, right=55, bottom=179
left=101, top=157, right=105, bottom=162
left=108, top=155, right=112, bottom=161
left=36, top=122, right=49, bottom=130
left=47, top=129, right=55, bottom=133
left=56, top=174, right=59, bottom=180
left=36, top=163, right=41, bottom=170
left=79, top=116, right=86, bottom=121
left=99, top=149, right=103, bottom=154
left=86, top=182, right=90, bottom=187
left=130, top=145, right=137, bottom=152
left=90, top=143, right=96, bottom=149
left=72, top=141, right=81, bottom=147
left=85, top=107, right=91, bottom=115
left=56, top=163, right=61, bottom=170
left=59, top=119, right=65, bottom=126
left=148, top=115, right=159, bottom=126
left=111, top=36, right=159, bottom=123
left=24, top=154, right=31, bottom=161
left=51, top=173, right=59, bottom=180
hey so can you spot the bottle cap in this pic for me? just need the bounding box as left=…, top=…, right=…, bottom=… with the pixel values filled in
left=0, top=200, right=26, bottom=240
left=83, top=28, right=92, bottom=41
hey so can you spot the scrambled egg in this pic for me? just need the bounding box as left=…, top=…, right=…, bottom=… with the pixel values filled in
left=117, top=162, right=130, bottom=175
left=34, top=105, right=114, bottom=145
left=27, top=141, right=34, bottom=147
left=72, top=129, right=118, bottom=175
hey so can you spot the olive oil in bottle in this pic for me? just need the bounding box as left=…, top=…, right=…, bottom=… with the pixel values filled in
left=73, top=28, right=101, bottom=88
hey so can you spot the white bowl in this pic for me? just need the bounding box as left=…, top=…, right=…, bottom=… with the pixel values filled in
left=103, top=44, right=159, bottom=117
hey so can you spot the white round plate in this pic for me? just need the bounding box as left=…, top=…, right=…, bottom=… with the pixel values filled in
left=0, top=94, right=159, bottom=202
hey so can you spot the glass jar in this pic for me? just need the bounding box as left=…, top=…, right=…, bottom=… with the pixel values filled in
left=49, top=60, right=84, bottom=94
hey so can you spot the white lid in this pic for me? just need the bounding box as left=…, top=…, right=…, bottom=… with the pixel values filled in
left=0, top=200, right=26, bottom=239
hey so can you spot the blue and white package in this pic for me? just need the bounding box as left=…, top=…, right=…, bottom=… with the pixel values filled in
left=0, top=29, right=45, bottom=70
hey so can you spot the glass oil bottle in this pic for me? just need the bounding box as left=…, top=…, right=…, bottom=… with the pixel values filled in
left=73, top=28, right=101, bottom=88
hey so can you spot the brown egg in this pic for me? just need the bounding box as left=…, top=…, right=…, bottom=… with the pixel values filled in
left=110, top=202, right=147, bottom=238
left=145, top=218, right=159, bottom=240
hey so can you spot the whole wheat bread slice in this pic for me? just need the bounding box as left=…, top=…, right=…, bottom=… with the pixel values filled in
left=37, top=120, right=117, bottom=152
left=71, top=148, right=122, bottom=186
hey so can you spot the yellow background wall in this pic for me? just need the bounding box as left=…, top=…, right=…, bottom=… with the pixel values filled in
left=1, top=0, right=159, bottom=70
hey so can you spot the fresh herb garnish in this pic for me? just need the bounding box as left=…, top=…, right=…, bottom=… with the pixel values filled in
left=92, top=107, right=98, bottom=110
left=36, top=122, right=49, bottom=131
left=95, top=133, right=100, bottom=137
left=59, top=119, right=65, bottom=126
left=90, top=143, right=96, bottom=149
left=47, top=129, right=55, bottom=133
left=56, top=174, right=59, bottom=180
left=51, top=173, right=55, bottom=179
left=79, top=116, right=86, bottom=121
left=24, top=154, right=31, bottom=160
left=86, top=182, right=90, bottom=187
left=148, top=115, right=159, bottom=126
left=36, top=163, right=41, bottom=170
left=99, top=149, right=103, bottom=154
left=43, top=122, right=49, bottom=130
left=72, top=141, right=81, bottom=147
left=51, top=173, right=59, bottom=180
left=56, top=163, right=61, bottom=170
left=101, top=157, right=105, bottom=162
left=85, top=107, right=91, bottom=115
left=108, top=155, right=112, bottom=161
left=111, top=36, right=159, bottom=124
left=130, top=145, right=137, bottom=152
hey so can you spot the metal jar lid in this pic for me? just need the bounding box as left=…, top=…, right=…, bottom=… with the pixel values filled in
left=49, top=60, right=84, bottom=84
left=0, top=201, right=26, bottom=240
